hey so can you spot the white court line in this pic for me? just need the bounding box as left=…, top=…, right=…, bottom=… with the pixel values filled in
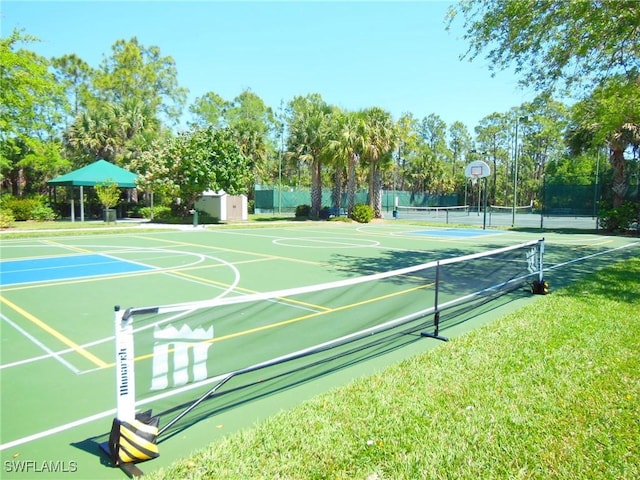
left=544, top=241, right=639, bottom=272
left=0, top=313, right=80, bottom=374
left=0, top=408, right=117, bottom=452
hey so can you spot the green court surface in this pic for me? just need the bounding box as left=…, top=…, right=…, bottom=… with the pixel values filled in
left=0, top=222, right=637, bottom=479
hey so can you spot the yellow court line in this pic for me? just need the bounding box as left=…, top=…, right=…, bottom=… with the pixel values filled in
left=42, top=239, right=94, bottom=254
left=0, top=296, right=109, bottom=368
left=124, top=281, right=434, bottom=365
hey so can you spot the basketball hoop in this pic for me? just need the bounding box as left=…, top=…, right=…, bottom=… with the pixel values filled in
left=464, top=160, right=491, bottom=230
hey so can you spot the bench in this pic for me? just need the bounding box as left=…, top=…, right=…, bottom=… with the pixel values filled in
left=319, top=207, right=348, bottom=219
left=328, top=207, right=347, bottom=218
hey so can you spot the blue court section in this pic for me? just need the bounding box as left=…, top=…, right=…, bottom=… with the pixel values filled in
left=0, top=254, right=153, bottom=287
left=410, top=228, right=506, bottom=238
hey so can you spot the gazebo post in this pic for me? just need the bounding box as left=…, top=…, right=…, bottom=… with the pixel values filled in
left=80, top=185, right=85, bottom=222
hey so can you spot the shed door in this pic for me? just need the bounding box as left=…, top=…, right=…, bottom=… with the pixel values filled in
left=226, top=196, right=243, bottom=220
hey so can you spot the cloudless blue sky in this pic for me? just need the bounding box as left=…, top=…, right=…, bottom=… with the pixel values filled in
left=2, top=1, right=536, bottom=131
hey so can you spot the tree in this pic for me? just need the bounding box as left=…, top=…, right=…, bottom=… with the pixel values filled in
left=225, top=89, right=278, bottom=186
left=475, top=112, right=513, bottom=205
left=448, top=0, right=640, bottom=94
left=51, top=53, right=95, bottom=127
left=64, top=98, right=155, bottom=166
left=518, top=95, right=569, bottom=205
left=94, top=179, right=121, bottom=222
left=448, top=121, right=473, bottom=203
left=395, top=113, right=421, bottom=192
left=92, top=37, right=187, bottom=126
left=361, top=107, right=397, bottom=218
left=188, top=91, right=229, bottom=129
left=0, top=29, right=68, bottom=194
left=449, top=0, right=640, bottom=208
left=326, top=109, right=365, bottom=214
left=418, top=114, right=448, bottom=162
left=285, top=94, right=332, bottom=217
left=448, top=121, right=472, bottom=179
left=133, top=127, right=250, bottom=215
left=62, top=37, right=186, bottom=171
left=570, top=75, right=640, bottom=207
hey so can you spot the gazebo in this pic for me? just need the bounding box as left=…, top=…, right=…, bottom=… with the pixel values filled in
left=47, top=159, right=138, bottom=222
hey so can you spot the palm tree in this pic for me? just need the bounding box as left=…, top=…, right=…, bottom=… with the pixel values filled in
left=64, top=96, right=158, bottom=169
left=361, top=107, right=397, bottom=218
left=570, top=74, right=640, bottom=208
left=285, top=94, right=331, bottom=217
left=326, top=110, right=365, bottom=215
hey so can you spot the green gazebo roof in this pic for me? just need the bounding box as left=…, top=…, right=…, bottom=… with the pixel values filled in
left=48, top=159, right=138, bottom=188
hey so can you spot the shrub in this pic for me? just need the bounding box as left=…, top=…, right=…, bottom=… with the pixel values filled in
left=140, top=206, right=172, bottom=220
left=31, top=204, right=57, bottom=221
left=295, top=204, right=311, bottom=219
left=0, top=209, right=15, bottom=228
left=196, top=211, right=219, bottom=224
left=598, top=201, right=639, bottom=232
left=95, top=180, right=121, bottom=210
left=350, top=203, right=374, bottom=223
left=319, top=206, right=331, bottom=220
left=2, top=196, right=39, bottom=221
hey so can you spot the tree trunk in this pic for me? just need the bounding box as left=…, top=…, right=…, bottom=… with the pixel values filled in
left=331, top=167, right=343, bottom=209
left=369, top=162, right=383, bottom=218
left=347, top=153, right=358, bottom=215
left=609, top=146, right=627, bottom=208
left=310, top=160, right=322, bottom=217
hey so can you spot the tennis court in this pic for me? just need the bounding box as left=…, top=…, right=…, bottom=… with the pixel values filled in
left=389, top=205, right=603, bottom=229
left=1, top=222, right=637, bottom=478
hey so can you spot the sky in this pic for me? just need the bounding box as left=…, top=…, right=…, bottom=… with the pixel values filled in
left=2, top=0, right=536, bottom=131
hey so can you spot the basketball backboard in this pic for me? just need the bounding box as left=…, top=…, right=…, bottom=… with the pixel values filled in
left=464, top=160, right=491, bottom=179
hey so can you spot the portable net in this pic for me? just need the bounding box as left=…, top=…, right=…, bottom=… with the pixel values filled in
left=109, top=238, right=545, bottom=458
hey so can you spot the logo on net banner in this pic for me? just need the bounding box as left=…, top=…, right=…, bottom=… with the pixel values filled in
left=526, top=247, right=540, bottom=274
left=150, top=324, right=214, bottom=391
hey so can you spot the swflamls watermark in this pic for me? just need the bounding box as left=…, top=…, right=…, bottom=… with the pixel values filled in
left=4, top=460, right=78, bottom=474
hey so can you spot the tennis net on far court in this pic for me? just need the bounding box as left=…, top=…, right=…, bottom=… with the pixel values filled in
left=394, top=205, right=469, bottom=222
left=490, top=204, right=534, bottom=215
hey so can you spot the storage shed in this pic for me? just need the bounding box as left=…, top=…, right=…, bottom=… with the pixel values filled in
left=194, top=190, right=248, bottom=221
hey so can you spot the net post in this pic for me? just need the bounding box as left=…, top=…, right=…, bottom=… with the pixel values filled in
left=101, top=305, right=149, bottom=476
left=114, top=305, right=136, bottom=422
left=539, top=238, right=545, bottom=283
left=421, top=261, right=448, bottom=342
left=531, top=238, right=549, bottom=295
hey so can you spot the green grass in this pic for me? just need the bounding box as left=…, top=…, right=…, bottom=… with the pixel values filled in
left=0, top=220, right=171, bottom=239
left=147, top=258, right=640, bottom=480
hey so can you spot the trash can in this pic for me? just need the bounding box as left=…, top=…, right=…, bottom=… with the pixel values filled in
left=392, top=209, right=398, bottom=219
left=104, top=208, right=117, bottom=223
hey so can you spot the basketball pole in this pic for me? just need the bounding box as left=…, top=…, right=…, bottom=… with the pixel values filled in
left=483, top=176, right=488, bottom=230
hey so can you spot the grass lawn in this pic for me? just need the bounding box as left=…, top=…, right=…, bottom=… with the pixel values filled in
left=146, top=257, right=640, bottom=480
